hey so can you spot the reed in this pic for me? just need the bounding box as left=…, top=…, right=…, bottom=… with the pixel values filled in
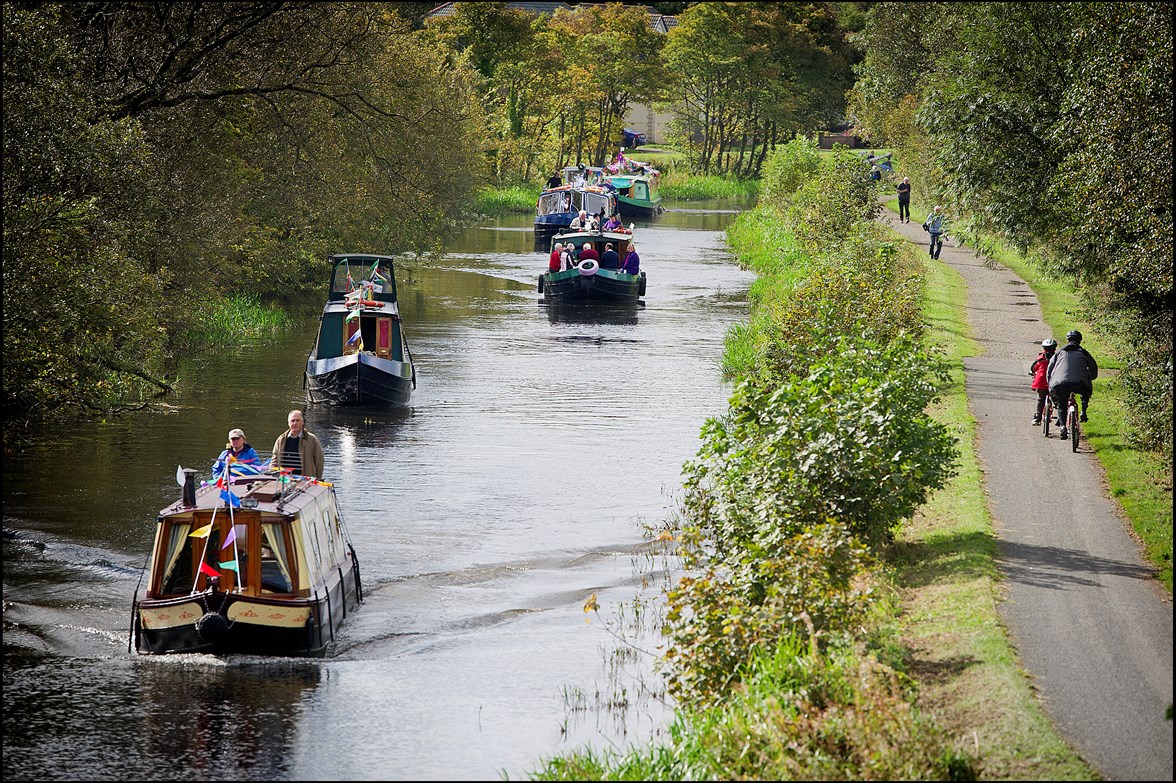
left=192, top=294, right=290, bottom=345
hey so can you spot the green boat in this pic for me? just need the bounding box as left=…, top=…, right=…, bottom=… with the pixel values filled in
left=603, top=154, right=663, bottom=218
left=538, top=229, right=646, bottom=304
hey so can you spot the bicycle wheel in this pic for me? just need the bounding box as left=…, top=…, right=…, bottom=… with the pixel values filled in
left=1069, top=404, right=1079, bottom=452
left=1042, top=398, right=1052, bottom=437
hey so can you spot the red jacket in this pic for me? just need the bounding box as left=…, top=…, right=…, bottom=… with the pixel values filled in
left=549, top=248, right=561, bottom=273
left=1030, top=351, right=1053, bottom=390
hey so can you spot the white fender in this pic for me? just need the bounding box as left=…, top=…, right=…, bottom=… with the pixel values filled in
left=577, top=259, right=599, bottom=276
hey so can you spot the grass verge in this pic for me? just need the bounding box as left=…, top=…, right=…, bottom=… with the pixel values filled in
left=189, top=294, right=290, bottom=346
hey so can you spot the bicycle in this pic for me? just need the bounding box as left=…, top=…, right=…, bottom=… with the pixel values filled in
left=1063, top=392, right=1080, bottom=452
left=1042, top=393, right=1054, bottom=438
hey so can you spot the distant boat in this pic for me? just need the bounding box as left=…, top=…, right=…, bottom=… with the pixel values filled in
left=534, top=165, right=620, bottom=241
left=603, top=152, right=663, bottom=218
left=538, top=227, right=646, bottom=304
left=306, top=254, right=415, bottom=406
left=131, top=467, right=362, bottom=657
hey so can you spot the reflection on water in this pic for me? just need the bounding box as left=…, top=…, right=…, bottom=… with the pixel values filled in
left=2, top=202, right=754, bottom=781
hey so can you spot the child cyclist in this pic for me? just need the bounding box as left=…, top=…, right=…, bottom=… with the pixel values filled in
left=1029, top=338, right=1058, bottom=425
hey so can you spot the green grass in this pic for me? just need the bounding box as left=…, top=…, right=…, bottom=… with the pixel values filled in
left=190, top=294, right=290, bottom=346
left=659, top=172, right=757, bottom=201
left=893, top=237, right=1096, bottom=780
left=472, top=184, right=537, bottom=215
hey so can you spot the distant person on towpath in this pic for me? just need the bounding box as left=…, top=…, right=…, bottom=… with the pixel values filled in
left=923, top=205, right=947, bottom=260
left=897, top=176, right=912, bottom=223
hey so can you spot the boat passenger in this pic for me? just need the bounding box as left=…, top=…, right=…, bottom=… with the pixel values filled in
left=560, top=243, right=577, bottom=271
left=271, top=409, right=325, bottom=479
left=599, top=243, right=620, bottom=270
left=545, top=170, right=562, bottom=189
left=603, top=214, right=623, bottom=232
left=579, top=242, right=600, bottom=263
left=589, top=212, right=602, bottom=231
left=549, top=242, right=563, bottom=273
left=621, top=244, right=640, bottom=275
left=213, top=428, right=262, bottom=476
left=569, top=210, right=589, bottom=230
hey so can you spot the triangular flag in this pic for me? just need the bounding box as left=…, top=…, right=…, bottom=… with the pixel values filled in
left=220, top=526, right=237, bottom=550
left=346, top=308, right=360, bottom=322
left=176, top=465, right=186, bottom=487
left=218, top=559, right=239, bottom=572
left=199, top=561, right=220, bottom=578
left=189, top=523, right=213, bottom=538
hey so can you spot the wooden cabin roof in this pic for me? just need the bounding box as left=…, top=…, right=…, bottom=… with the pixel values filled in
left=159, top=475, right=334, bottom=518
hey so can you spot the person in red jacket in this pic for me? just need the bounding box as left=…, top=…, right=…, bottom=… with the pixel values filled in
left=1029, top=337, right=1057, bottom=424
left=549, top=242, right=563, bottom=273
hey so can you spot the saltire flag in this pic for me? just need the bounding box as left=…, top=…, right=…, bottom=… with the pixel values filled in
left=345, top=330, right=363, bottom=349
left=221, top=526, right=237, bottom=550
left=199, top=561, right=220, bottom=578
left=189, top=523, right=213, bottom=538
left=218, top=559, right=239, bottom=572
left=220, top=488, right=241, bottom=508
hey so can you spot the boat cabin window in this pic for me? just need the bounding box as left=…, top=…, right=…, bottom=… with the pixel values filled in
left=537, top=192, right=568, bottom=216
left=331, top=259, right=395, bottom=298
left=582, top=192, right=613, bottom=218
left=261, top=523, right=295, bottom=594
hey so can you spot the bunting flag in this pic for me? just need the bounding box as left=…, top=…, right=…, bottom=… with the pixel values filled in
left=217, top=559, right=239, bottom=572
left=199, top=561, right=220, bottom=578
left=176, top=465, right=187, bottom=487
left=345, top=330, right=363, bottom=349
left=221, top=526, right=237, bottom=550
left=346, top=308, right=360, bottom=323
left=368, top=260, right=380, bottom=278
left=219, top=488, right=241, bottom=508
left=215, top=473, right=228, bottom=490
left=189, top=523, right=213, bottom=538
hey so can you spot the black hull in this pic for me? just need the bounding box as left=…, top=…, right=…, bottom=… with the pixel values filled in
left=540, top=269, right=644, bottom=304
left=307, top=353, right=413, bottom=406
left=134, top=563, right=361, bottom=658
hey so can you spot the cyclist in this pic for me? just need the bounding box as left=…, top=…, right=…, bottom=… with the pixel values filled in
left=1047, top=330, right=1098, bottom=438
left=1029, top=337, right=1057, bottom=425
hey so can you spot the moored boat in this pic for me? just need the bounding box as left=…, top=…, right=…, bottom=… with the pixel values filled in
left=534, top=165, right=620, bottom=242
left=538, top=228, right=646, bottom=304
left=130, top=467, right=362, bottom=657
left=306, top=253, right=415, bottom=406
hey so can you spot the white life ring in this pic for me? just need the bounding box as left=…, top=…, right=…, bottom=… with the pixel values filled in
left=577, top=259, right=599, bottom=276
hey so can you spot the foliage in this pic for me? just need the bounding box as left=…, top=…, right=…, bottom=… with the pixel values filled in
left=784, top=147, right=880, bottom=244
left=759, top=134, right=823, bottom=205
left=662, top=524, right=880, bottom=708
left=657, top=173, right=757, bottom=201
left=683, top=338, right=957, bottom=559
left=535, top=636, right=976, bottom=781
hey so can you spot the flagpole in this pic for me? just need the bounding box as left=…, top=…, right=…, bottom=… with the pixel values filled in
left=190, top=481, right=220, bottom=594
left=224, top=454, right=242, bottom=593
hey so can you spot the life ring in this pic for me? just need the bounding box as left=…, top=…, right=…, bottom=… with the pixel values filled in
left=348, top=299, right=384, bottom=308
left=577, top=259, right=599, bottom=276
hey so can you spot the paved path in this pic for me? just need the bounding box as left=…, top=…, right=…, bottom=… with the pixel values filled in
left=883, top=211, right=1173, bottom=781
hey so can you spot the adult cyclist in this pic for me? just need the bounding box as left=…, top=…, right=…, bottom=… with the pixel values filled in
left=1047, top=330, right=1098, bottom=438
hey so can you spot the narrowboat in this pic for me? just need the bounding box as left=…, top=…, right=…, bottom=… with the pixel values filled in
left=538, top=228, right=646, bottom=304
left=603, top=153, right=663, bottom=218
left=130, top=467, right=362, bottom=657
left=306, top=253, right=416, bottom=406
left=534, top=165, right=620, bottom=242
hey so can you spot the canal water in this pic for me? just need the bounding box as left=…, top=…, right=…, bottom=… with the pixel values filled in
left=2, top=204, right=754, bottom=780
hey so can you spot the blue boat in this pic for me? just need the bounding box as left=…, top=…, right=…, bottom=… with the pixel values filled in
left=534, top=165, right=620, bottom=241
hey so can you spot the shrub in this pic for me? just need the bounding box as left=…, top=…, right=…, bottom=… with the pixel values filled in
left=760, top=134, right=823, bottom=208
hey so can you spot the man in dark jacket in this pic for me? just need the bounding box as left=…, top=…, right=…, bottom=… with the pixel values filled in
left=1047, top=330, right=1098, bottom=437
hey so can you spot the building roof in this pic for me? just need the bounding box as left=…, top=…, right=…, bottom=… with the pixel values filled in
left=427, top=2, right=573, bottom=18
left=426, top=2, right=676, bottom=30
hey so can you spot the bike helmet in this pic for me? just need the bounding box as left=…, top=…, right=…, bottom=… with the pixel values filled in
left=1041, top=338, right=1058, bottom=350
left=1066, top=330, right=1082, bottom=343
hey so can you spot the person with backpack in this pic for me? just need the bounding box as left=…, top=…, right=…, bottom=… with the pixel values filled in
left=923, top=205, right=947, bottom=259
left=1047, top=330, right=1099, bottom=438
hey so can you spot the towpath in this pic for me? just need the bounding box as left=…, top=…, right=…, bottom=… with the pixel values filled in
left=883, top=210, right=1173, bottom=781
